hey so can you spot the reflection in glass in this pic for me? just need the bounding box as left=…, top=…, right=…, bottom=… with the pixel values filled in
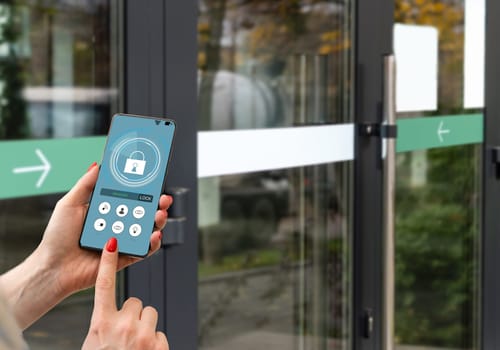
left=395, top=146, right=480, bottom=349
left=198, top=0, right=352, bottom=131
left=0, top=1, right=115, bottom=349
left=0, top=1, right=114, bottom=140
left=198, top=165, right=351, bottom=349
left=395, top=1, right=480, bottom=349
left=197, top=1, right=354, bottom=349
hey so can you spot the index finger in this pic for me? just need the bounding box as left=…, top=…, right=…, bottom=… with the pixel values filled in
left=93, top=237, right=119, bottom=316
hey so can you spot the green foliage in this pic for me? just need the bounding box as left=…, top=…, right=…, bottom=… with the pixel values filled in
left=0, top=2, right=28, bottom=139
left=198, top=247, right=283, bottom=278
left=395, top=145, right=478, bottom=347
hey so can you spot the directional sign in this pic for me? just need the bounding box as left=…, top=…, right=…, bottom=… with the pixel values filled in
left=437, top=120, right=450, bottom=143
left=0, top=136, right=105, bottom=199
left=396, top=114, right=483, bottom=153
left=12, top=149, right=51, bottom=188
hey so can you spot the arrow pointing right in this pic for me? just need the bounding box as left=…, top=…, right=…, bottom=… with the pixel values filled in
left=12, top=149, right=52, bottom=188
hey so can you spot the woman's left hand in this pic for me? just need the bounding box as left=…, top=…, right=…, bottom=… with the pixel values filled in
left=0, top=163, right=172, bottom=329
left=40, top=163, right=172, bottom=295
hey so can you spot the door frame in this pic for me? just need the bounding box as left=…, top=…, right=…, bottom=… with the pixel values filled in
left=482, top=0, right=500, bottom=347
left=123, top=1, right=199, bottom=350
left=353, top=0, right=393, bottom=349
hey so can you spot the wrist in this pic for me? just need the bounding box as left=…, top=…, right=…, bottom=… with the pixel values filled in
left=31, top=238, right=80, bottom=297
left=0, top=249, right=67, bottom=329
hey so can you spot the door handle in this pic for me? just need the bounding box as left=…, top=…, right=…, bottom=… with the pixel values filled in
left=161, top=187, right=189, bottom=246
left=382, top=54, right=397, bottom=350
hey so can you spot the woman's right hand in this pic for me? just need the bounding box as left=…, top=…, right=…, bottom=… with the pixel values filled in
left=82, top=237, right=169, bottom=350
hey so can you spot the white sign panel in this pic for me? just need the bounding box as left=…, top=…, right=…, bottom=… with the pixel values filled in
left=198, top=124, right=354, bottom=178
left=394, top=23, right=438, bottom=112
left=464, top=0, right=485, bottom=108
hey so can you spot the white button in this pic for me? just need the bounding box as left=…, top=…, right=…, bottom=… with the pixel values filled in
left=129, top=224, right=142, bottom=237
left=94, top=218, right=106, bottom=231
left=133, top=206, right=145, bottom=219
left=112, top=221, right=124, bottom=234
left=116, top=204, right=128, bottom=217
left=98, top=202, right=111, bottom=215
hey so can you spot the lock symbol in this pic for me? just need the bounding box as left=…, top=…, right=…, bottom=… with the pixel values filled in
left=124, top=151, right=146, bottom=175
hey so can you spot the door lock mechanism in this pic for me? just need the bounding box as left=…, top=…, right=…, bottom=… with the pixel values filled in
left=162, top=187, right=189, bottom=246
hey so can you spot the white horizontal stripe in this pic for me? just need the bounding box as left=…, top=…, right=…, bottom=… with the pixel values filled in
left=198, top=124, right=354, bottom=178
left=23, top=87, right=118, bottom=103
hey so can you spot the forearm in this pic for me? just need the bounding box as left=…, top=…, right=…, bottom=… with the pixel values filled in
left=0, top=249, right=67, bottom=330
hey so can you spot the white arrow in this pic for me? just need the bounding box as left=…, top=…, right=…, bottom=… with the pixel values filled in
left=437, top=120, right=450, bottom=143
left=12, top=149, right=51, bottom=188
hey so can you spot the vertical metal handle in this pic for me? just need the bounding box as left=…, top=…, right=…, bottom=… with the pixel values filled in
left=382, top=54, right=396, bottom=350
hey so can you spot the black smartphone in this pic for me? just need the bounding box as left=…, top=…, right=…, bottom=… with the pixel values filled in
left=79, top=113, right=176, bottom=257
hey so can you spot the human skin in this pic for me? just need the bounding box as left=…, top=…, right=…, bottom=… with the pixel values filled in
left=81, top=237, right=169, bottom=349
left=0, top=163, right=172, bottom=330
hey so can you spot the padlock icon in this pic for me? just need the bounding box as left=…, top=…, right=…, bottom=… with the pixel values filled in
left=124, top=151, right=146, bottom=175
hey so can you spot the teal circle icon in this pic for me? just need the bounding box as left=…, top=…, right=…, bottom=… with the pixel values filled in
left=110, top=137, right=161, bottom=187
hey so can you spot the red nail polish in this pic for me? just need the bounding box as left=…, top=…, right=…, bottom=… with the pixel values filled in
left=106, top=237, right=118, bottom=252
left=87, top=162, right=97, bottom=172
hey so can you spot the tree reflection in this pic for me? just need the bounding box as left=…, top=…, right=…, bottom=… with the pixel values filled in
left=395, top=1, right=479, bottom=348
left=0, top=2, right=28, bottom=139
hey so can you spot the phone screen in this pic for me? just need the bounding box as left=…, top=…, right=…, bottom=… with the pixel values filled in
left=80, top=114, right=176, bottom=257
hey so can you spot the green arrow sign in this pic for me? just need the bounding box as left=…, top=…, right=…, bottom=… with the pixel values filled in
left=0, top=136, right=106, bottom=199
left=0, top=113, right=485, bottom=199
left=396, top=114, right=483, bottom=153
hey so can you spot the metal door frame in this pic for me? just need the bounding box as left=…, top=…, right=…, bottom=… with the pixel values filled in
left=353, top=0, right=393, bottom=349
left=123, top=1, right=198, bottom=350
left=482, top=0, right=500, bottom=348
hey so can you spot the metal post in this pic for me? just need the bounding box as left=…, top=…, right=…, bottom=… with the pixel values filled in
left=382, top=54, right=396, bottom=350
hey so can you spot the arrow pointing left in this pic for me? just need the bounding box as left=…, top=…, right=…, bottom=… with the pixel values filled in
left=437, top=120, right=451, bottom=143
left=12, top=149, right=51, bottom=188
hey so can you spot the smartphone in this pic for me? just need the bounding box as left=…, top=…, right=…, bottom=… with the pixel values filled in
left=79, top=113, right=176, bottom=257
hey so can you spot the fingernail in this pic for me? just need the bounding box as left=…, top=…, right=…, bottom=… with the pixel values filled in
left=106, top=237, right=118, bottom=252
left=87, top=162, right=97, bottom=172
left=159, top=232, right=163, bottom=241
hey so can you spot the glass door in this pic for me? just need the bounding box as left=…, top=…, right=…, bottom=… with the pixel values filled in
left=197, top=1, right=354, bottom=349
left=0, top=1, right=118, bottom=348
left=123, top=1, right=492, bottom=349
left=393, top=0, right=483, bottom=348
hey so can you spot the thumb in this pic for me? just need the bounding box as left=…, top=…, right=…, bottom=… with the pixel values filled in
left=92, top=237, right=119, bottom=318
left=63, top=163, right=99, bottom=206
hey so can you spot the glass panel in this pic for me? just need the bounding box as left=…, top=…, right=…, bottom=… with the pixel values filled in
left=198, top=164, right=352, bottom=349
left=197, top=0, right=353, bottom=130
left=0, top=1, right=117, bottom=348
left=197, top=0, right=354, bottom=349
left=394, top=1, right=481, bottom=348
left=395, top=145, right=480, bottom=349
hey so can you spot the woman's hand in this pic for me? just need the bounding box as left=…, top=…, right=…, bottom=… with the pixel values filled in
left=82, top=237, right=169, bottom=350
left=0, top=163, right=172, bottom=329
left=39, top=163, right=172, bottom=295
